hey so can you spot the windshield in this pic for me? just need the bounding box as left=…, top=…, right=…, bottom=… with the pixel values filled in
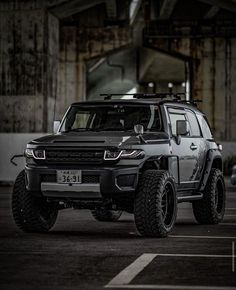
left=60, top=104, right=162, bottom=132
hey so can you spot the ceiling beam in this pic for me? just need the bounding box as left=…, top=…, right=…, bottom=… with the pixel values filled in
left=204, top=5, right=220, bottom=18
left=159, top=0, right=178, bottom=19
left=198, top=0, right=236, bottom=13
left=105, top=0, right=117, bottom=19
left=46, top=0, right=70, bottom=7
left=50, top=0, right=104, bottom=19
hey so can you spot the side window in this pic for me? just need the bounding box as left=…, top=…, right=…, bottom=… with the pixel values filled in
left=197, top=114, right=213, bottom=139
left=186, top=110, right=201, bottom=137
left=168, top=108, right=187, bottom=135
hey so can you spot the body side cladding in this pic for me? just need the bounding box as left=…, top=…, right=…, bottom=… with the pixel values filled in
left=199, top=149, right=223, bottom=192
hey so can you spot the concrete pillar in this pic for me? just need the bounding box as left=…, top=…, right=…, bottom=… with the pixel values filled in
left=0, top=7, right=59, bottom=132
left=151, top=36, right=236, bottom=141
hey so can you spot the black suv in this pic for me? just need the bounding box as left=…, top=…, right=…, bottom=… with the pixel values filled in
left=12, top=93, right=225, bottom=237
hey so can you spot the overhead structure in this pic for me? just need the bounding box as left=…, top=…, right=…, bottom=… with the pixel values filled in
left=1, top=0, right=236, bottom=141
left=50, top=0, right=105, bottom=19
left=159, top=0, right=178, bottom=19
left=144, top=0, right=236, bottom=141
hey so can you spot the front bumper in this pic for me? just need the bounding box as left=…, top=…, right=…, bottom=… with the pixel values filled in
left=25, top=165, right=139, bottom=199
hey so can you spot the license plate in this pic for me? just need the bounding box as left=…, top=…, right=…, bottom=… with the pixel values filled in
left=57, top=170, right=82, bottom=184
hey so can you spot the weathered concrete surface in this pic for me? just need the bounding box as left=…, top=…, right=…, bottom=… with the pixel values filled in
left=0, top=133, right=48, bottom=182
left=148, top=36, right=236, bottom=141
left=0, top=2, right=132, bottom=131
left=0, top=9, right=59, bottom=132
left=56, top=26, right=132, bottom=118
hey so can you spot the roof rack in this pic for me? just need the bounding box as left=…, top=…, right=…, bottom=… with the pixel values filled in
left=100, top=93, right=185, bottom=100
left=178, top=99, right=202, bottom=106
left=99, top=93, right=202, bottom=106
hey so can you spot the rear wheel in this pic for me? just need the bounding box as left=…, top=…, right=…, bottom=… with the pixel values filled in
left=193, top=168, right=225, bottom=224
left=134, top=170, right=177, bottom=237
left=12, top=170, right=58, bottom=232
left=91, top=208, right=122, bottom=222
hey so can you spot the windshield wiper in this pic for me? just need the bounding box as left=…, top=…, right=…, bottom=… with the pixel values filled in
left=62, top=128, right=94, bottom=133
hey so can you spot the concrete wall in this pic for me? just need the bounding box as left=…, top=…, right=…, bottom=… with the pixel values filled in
left=0, top=8, right=59, bottom=133
left=0, top=3, right=132, bottom=130
left=0, top=133, right=47, bottom=182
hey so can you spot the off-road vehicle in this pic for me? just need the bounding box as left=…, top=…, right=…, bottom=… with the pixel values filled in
left=12, top=93, right=225, bottom=237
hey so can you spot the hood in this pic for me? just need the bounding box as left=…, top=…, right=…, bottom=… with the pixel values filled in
left=30, top=131, right=169, bottom=148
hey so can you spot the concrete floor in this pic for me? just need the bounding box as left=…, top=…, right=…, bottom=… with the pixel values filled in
left=0, top=181, right=236, bottom=290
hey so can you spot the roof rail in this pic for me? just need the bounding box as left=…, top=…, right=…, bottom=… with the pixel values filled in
left=100, top=93, right=185, bottom=100
left=178, top=99, right=202, bottom=106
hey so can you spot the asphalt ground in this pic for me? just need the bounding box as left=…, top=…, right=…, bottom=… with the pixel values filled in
left=0, top=179, right=236, bottom=290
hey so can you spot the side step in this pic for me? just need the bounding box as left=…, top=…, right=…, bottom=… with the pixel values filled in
left=177, top=194, right=203, bottom=203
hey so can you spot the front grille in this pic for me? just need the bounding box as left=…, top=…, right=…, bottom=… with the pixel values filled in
left=41, top=174, right=56, bottom=182
left=44, top=149, right=104, bottom=164
left=41, top=174, right=100, bottom=184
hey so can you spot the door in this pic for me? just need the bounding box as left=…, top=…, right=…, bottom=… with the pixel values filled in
left=167, top=107, right=204, bottom=189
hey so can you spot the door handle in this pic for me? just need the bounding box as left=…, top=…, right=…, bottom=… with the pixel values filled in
left=190, top=143, right=198, bottom=150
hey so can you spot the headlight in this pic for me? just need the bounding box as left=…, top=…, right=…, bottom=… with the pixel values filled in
left=25, top=149, right=45, bottom=159
left=104, top=150, right=144, bottom=160
left=104, top=150, right=122, bottom=160
left=120, top=150, right=145, bottom=159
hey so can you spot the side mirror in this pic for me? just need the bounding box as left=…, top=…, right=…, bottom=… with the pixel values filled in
left=53, top=121, right=60, bottom=134
left=176, top=120, right=189, bottom=136
left=134, top=124, right=144, bottom=134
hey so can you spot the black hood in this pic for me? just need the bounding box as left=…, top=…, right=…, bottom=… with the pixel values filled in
left=30, top=131, right=169, bottom=147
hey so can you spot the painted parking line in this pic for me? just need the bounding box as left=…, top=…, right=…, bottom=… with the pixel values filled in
left=105, top=253, right=234, bottom=289
left=226, top=208, right=236, bottom=210
left=169, top=235, right=236, bottom=239
left=106, top=254, right=157, bottom=286
left=233, top=242, right=235, bottom=272
left=106, top=285, right=236, bottom=289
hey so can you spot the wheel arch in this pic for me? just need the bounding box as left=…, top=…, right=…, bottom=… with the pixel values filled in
left=140, top=155, right=169, bottom=172
left=199, top=149, right=223, bottom=191
left=140, top=155, right=180, bottom=184
left=212, top=157, right=223, bottom=171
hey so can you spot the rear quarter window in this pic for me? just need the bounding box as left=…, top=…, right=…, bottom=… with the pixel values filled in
left=197, top=114, right=213, bottom=139
left=186, top=110, right=201, bottom=137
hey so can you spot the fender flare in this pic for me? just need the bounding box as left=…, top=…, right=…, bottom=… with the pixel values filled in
left=199, top=149, right=223, bottom=191
left=140, top=154, right=180, bottom=184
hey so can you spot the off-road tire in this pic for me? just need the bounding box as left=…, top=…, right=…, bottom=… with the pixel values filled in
left=12, top=170, right=58, bottom=232
left=193, top=168, right=225, bottom=224
left=134, top=170, right=177, bottom=237
left=91, top=208, right=122, bottom=222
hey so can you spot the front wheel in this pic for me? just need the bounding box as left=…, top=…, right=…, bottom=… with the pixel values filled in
left=134, top=170, right=177, bottom=237
left=12, top=170, right=58, bottom=232
left=192, top=168, right=225, bottom=224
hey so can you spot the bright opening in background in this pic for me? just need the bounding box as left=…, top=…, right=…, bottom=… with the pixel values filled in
left=129, top=0, right=142, bottom=24
left=122, top=87, right=137, bottom=99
